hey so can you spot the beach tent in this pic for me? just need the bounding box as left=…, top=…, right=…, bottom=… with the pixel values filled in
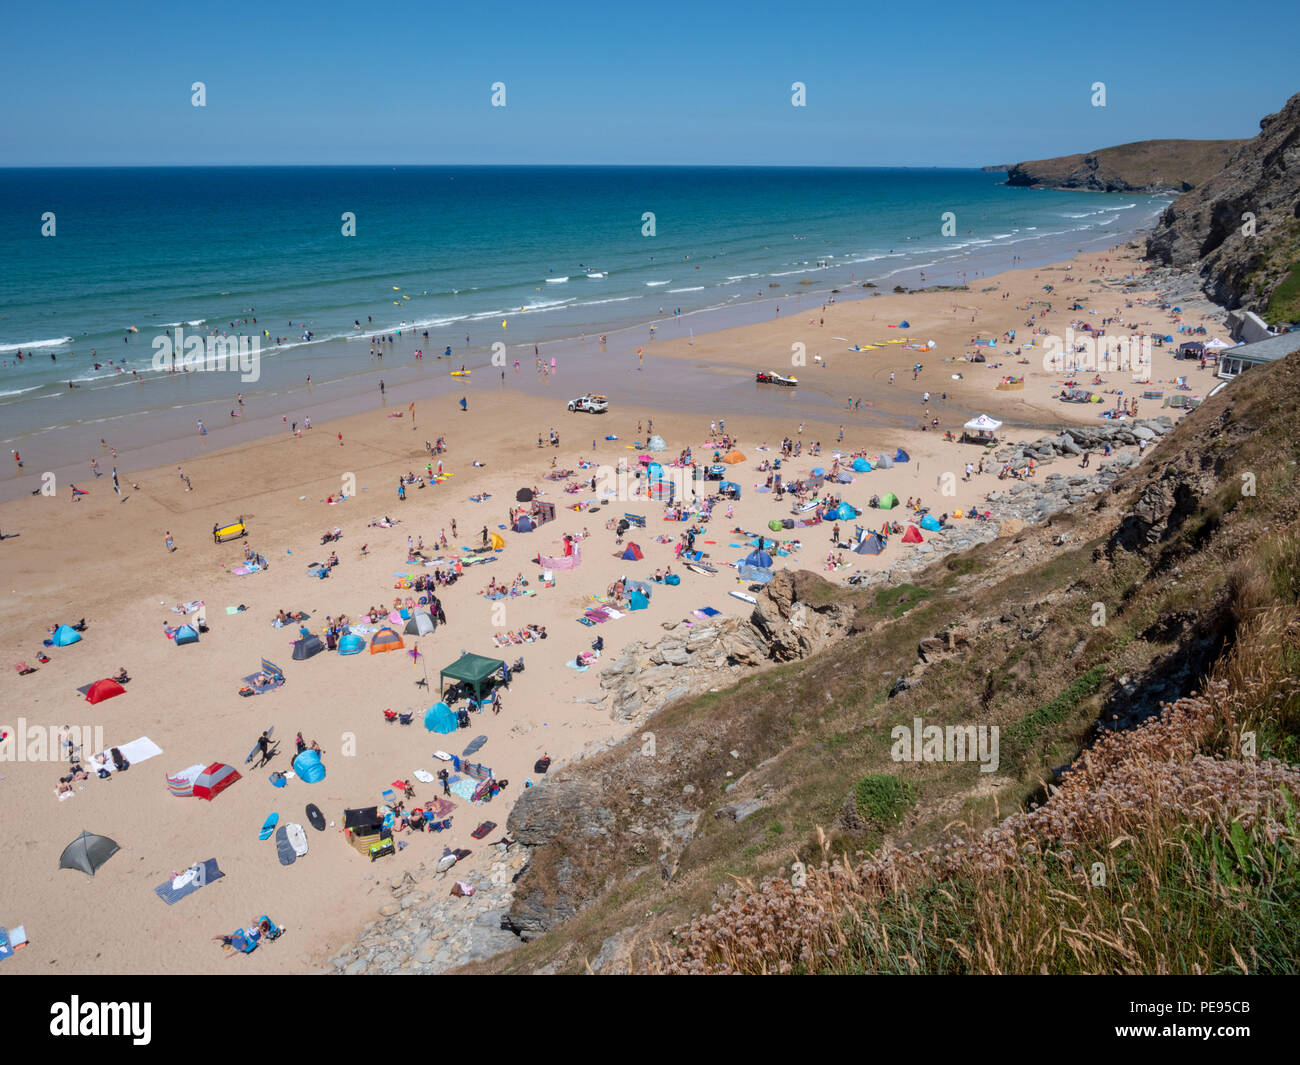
left=834, top=502, right=859, bottom=521
left=404, top=612, right=436, bottom=636
left=166, top=764, right=206, bottom=798
left=620, top=543, right=644, bottom=561
left=964, top=414, right=1003, bottom=435
left=855, top=533, right=886, bottom=555
left=292, top=633, right=324, bottom=660
left=647, top=434, right=667, bottom=452
left=193, top=762, right=241, bottom=800
left=174, top=624, right=199, bottom=646
left=625, top=579, right=653, bottom=597
left=59, top=831, right=119, bottom=877
left=738, top=564, right=774, bottom=584
left=52, top=625, right=82, bottom=647
left=851, top=458, right=872, bottom=473
left=811, top=467, right=826, bottom=477
left=512, top=514, right=535, bottom=532
left=744, top=549, right=773, bottom=569
left=899, top=320, right=911, bottom=328
left=84, top=677, right=126, bottom=704
left=894, top=449, right=910, bottom=463
left=902, top=525, right=924, bottom=544
left=878, top=493, right=899, bottom=510
left=425, top=701, right=457, bottom=733
left=440, top=652, right=506, bottom=703
left=719, top=481, right=741, bottom=499
left=722, top=450, right=746, bottom=464
left=628, top=590, right=649, bottom=611
left=876, top=454, right=894, bottom=469
left=293, top=749, right=326, bottom=783
left=338, top=633, right=365, bottom=656
left=646, top=461, right=664, bottom=479
left=920, top=513, right=942, bottom=532
left=489, top=532, right=506, bottom=550
left=369, top=627, right=405, bottom=654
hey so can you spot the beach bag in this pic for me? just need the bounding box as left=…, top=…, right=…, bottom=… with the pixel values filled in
left=665, top=574, right=681, bottom=586
left=782, top=519, right=795, bottom=529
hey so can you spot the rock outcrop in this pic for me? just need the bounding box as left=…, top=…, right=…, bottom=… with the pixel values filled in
left=1145, top=92, right=1300, bottom=321
left=1004, top=138, right=1244, bottom=195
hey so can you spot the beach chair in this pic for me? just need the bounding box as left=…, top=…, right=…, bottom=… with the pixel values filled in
left=383, top=709, right=398, bottom=724
left=255, top=915, right=282, bottom=941
left=398, top=711, right=413, bottom=726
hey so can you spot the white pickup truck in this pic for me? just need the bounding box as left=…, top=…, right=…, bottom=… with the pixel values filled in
left=567, top=394, right=608, bottom=413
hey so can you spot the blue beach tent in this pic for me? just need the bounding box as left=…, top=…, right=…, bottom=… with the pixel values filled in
left=425, top=701, right=457, bottom=734
left=292, top=749, right=326, bottom=783
left=52, top=625, right=82, bottom=647
left=338, top=632, right=365, bottom=655
left=174, top=624, right=199, bottom=646
left=920, top=513, right=942, bottom=532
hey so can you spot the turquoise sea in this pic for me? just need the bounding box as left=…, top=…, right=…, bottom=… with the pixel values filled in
left=0, top=165, right=1168, bottom=456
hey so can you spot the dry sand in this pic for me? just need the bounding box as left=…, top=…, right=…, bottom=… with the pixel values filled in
left=0, top=243, right=1224, bottom=973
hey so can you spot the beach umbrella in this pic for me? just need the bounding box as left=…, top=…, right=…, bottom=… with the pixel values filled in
left=516, top=488, right=534, bottom=502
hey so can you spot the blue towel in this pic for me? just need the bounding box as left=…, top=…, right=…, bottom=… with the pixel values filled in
left=153, top=859, right=225, bottom=905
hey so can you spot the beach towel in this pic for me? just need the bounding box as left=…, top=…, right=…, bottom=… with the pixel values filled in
left=565, top=659, right=590, bottom=672
left=450, top=777, right=479, bottom=802
left=426, top=798, right=456, bottom=818
left=89, top=736, right=162, bottom=774
left=693, top=607, right=721, bottom=619
left=471, top=821, right=497, bottom=839
left=153, top=858, right=224, bottom=905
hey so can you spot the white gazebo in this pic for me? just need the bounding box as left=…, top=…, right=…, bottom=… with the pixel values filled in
left=963, top=414, right=1003, bottom=444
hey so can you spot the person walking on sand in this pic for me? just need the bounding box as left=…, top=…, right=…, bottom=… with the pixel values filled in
left=11, top=450, right=22, bottom=471
left=451, top=519, right=457, bottom=539
left=90, top=458, right=102, bottom=477
left=165, top=530, right=175, bottom=552
left=338, top=432, right=343, bottom=446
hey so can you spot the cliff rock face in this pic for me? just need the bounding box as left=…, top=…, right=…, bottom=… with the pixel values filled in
left=1005, top=139, right=1244, bottom=194
left=1145, top=92, right=1300, bottom=319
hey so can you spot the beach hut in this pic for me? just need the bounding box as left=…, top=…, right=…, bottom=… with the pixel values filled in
left=338, top=633, right=365, bottom=656
left=84, top=678, right=126, bottom=704
left=174, top=624, right=199, bottom=646
left=620, top=542, right=644, bottom=561
left=439, top=652, right=506, bottom=703
left=369, top=627, right=405, bottom=655
left=425, top=701, right=457, bottom=734
left=292, top=633, right=324, bottom=660
left=878, top=493, right=899, bottom=510
left=192, top=763, right=241, bottom=800
left=52, top=625, right=82, bottom=647
left=404, top=613, right=436, bottom=637
left=920, top=513, right=942, bottom=532
left=854, top=533, right=886, bottom=555
left=902, top=525, right=924, bottom=544
left=292, top=749, right=326, bottom=783
left=59, top=831, right=120, bottom=877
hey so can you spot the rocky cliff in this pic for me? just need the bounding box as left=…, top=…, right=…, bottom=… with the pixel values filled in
left=1004, top=138, right=1244, bottom=194
left=1145, top=92, right=1300, bottom=323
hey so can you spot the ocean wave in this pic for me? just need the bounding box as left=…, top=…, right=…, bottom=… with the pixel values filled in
left=545, top=276, right=570, bottom=283
left=0, top=337, right=72, bottom=352
left=646, top=280, right=672, bottom=286
left=668, top=286, right=705, bottom=293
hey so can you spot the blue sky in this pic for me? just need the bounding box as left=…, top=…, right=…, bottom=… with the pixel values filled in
left=3, top=0, right=1296, bottom=167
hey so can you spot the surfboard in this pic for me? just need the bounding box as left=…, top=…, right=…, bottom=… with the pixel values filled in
left=275, top=824, right=296, bottom=865
left=285, top=822, right=309, bottom=857
left=245, top=726, right=274, bottom=765
left=729, top=590, right=758, bottom=604
left=686, top=563, right=716, bottom=575
left=259, top=812, right=279, bottom=841
left=306, top=803, right=326, bottom=831
left=451, top=370, right=471, bottom=377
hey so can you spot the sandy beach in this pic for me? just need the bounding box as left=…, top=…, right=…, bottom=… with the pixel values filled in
left=0, top=242, right=1226, bottom=973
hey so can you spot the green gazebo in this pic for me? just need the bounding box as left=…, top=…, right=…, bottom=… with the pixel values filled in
left=439, top=652, right=506, bottom=701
